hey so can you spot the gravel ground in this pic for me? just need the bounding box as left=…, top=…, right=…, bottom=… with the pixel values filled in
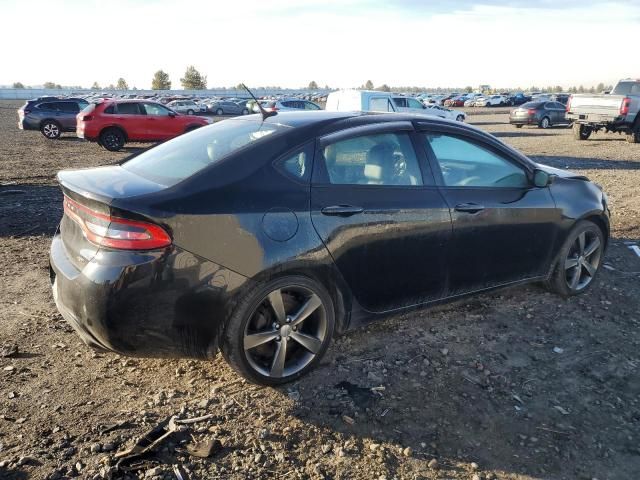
left=0, top=100, right=639, bottom=480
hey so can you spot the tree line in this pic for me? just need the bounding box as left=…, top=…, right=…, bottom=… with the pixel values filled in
left=9, top=75, right=618, bottom=94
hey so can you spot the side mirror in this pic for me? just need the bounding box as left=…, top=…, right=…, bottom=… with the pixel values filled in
left=533, top=169, right=556, bottom=187
left=168, top=111, right=176, bottom=118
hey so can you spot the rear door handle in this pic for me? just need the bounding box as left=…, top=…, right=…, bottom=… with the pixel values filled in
left=321, top=205, right=364, bottom=216
left=454, top=203, right=485, bottom=213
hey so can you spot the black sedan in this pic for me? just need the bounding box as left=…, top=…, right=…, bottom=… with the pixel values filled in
left=50, top=111, right=610, bottom=385
left=509, top=101, right=571, bottom=129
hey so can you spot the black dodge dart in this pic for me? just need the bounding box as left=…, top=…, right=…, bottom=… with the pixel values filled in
left=50, top=111, right=610, bottom=385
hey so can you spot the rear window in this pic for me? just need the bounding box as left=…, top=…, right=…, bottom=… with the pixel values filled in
left=520, top=102, right=542, bottom=109
left=122, top=119, right=289, bottom=186
left=611, top=81, right=640, bottom=95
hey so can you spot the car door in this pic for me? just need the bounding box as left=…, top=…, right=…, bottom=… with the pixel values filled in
left=141, top=102, right=178, bottom=139
left=59, top=102, right=80, bottom=130
left=418, top=125, right=559, bottom=295
left=310, top=122, right=452, bottom=313
left=115, top=102, right=146, bottom=140
left=551, top=102, right=568, bottom=124
left=392, top=97, right=408, bottom=112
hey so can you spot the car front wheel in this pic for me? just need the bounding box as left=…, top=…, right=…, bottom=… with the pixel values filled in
left=216, top=108, right=223, bottom=115
left=547, top=220, right=604, bottom=298
left=222, top=276, right=335, bottom=385
left=540, top=117, right=551, bottom=129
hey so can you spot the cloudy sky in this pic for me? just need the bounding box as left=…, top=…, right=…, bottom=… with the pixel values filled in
left=1, top=0, right=638, bottom=89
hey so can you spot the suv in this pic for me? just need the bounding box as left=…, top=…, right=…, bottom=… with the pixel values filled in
left=77, top=100, right=210, bottom=151
left=166, top=100, right=201, bottom=115
left=18, top=97, right=89, bottom=139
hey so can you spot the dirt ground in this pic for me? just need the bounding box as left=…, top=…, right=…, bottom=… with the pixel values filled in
left=0, top=100, right=639, bottom=480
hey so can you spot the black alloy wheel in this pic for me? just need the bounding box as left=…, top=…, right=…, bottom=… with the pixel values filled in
left=222, top=276, right=334, bottom=385
left=100, top=128, right=125, bottom=152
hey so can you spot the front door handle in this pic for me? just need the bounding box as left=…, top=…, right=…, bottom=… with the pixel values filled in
left=454, top=203, right=485, bottom=213
left=321, top=205, right=364, bottom=216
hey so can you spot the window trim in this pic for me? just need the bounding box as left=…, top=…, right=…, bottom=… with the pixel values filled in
left=419, top=127, right=534, bottom=190
left=312, top=127, right=428, bottom=188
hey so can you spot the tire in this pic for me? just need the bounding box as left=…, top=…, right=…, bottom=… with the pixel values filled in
left=221, top=275, right=335, bottom=386
left=187, top=109, right=195, bottom=115
left=216, top=108, right=223, bottom=116
left=99, top=128, right=126, bottom=152
left=546, top=220, right=605, bottom=298
left=573, top=123, right=592, bottom=140
left=515, top=124, right=523, bottom=128
left=456, top=114, right=464, bottom=122
left=40, top=120, right=61, bottom=139
left=626, top=125, right=640, bottom=144
left=242, top=108, right=250, bottom=115
left=539, top=117, right=551, bottom=129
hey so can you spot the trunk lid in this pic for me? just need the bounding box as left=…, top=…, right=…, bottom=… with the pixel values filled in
left=57, top=166, right=168, bottom=271
left=568, top=94, right=624, bottom=115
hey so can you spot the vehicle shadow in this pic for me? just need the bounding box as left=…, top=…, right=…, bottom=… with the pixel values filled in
left=281, top=251, right=640, bottom=479
left=0, top=465, right=28, bottom=480
left=0, top=184, right=62, bottom=237
left=493, top=131, right=562, bottom=138
left=530, top=155, right=640, bottom=170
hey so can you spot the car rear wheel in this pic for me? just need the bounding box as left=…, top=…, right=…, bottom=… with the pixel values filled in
left=187, top=109, right=195, bottom=115
left=242, top=108, right=250, bottom=115
left=222, top=275, right=335, bottom=385
left=573, top=123, right=592, bottom=140
left=626, top=125, right=640, bottom=144
left=546, top=220, right=604, bottom=298
left=41, top=121, right=61, bottom=139
left=540, top=117, right=551, bottom=129
left=515, top=124, right=523, bottom=128
left=100, top=128, right=126, bottom=152
left=216, top=108, right=223, bottom=116
left=456, top=114, right=464, bottom=122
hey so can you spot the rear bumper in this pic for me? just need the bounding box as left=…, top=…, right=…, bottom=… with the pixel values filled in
left=509, top=116, right=538, bottom=125
left=49, top=234, right=249, bottom=359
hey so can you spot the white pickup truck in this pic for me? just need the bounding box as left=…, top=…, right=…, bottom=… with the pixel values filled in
left=566, top=79, right=640, bottom=143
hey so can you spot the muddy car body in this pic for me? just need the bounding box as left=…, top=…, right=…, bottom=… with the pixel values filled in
left=50, top=111, right=610, bottom=385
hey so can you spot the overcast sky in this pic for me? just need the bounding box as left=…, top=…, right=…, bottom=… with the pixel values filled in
left=1, top=0, right=638, bottom=89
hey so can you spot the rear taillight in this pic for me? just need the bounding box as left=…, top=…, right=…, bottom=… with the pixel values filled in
left=82, top=115, right=94, bottom=121
left=527, top=109, right=536, bottom=115
left=24, top=109, right=31, bottom=115
left=63, top=196, right=171, bottom=250
left=566, top=95, right=572, bottom=112
left=620, top=97, right=631, bottom=116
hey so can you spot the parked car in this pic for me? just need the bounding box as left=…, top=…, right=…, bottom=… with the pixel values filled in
left=392, top=96, right=435, bottom=113
left=166, top=100, right=201, bottom=115
left=551, top=94, right=570, bottom=105
left=475, top=95, right=508, bottom=107
left=208, top=101, right=250, bottom=116
left=444, top=96, right=468, bottom=107
left=424, top=104, right=466, bottom=122
left=437, top=93, right=460, bottom=106
left=76, top=100, right=210, bottom=151
left=508, top=93, right=532, bottom=106
left=18, top=97, right=89, bottom=139
left=509, top=101, right=571, bottom=129
left=254, top=99, right=322, bottom=113
left=566, top=79, right=640, bottom=142
left=50, top=111, right=610, bottom=385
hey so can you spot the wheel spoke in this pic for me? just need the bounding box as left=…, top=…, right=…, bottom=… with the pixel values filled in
left=564, top=257, right=579, bottom=270
left=270, top=338, right=288, bottom=377
left=290, top=294, right=322, bottom=327
left=583, top=260, right=596, bottom=276
left=569, top=264, right=581, bottom=289
left=290, top=331, right=322, bottom=354
left=244, top=331, right=278, bottom=350
left=584, top=237, right=600, bottom=257
left=267, top=289, right=286, bottom=323
left=577, top=232, right=586, bottom=255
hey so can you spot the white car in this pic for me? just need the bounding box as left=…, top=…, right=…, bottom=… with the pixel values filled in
left=423, top=104, right=466, bottom=122
left=475, top=95, right=508, bottom=107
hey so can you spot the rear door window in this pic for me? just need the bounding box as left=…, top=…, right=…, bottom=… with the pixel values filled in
left=116, top=103, right=142, bottom=115
left=60, top=102, right=80, bottom=113
left=369, top=97, right=394, bottom=112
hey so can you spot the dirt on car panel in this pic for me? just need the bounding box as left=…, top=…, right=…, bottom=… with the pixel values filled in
left=0, top=100, right=639, bottom=479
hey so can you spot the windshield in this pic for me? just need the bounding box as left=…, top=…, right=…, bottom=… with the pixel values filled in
left=122, top=119, right=289, bottom=186
left=611, top=81, right=640, bottom=96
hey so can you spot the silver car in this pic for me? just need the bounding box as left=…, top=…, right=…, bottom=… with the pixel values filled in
left=253, top=99, right=322, bottom=113
left=209, top=101, right=250, bottom=116
left=166, top=100, right=201, bottom=115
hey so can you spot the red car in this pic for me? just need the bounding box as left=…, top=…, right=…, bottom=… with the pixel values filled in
left=77, top=100, right=210, bottom=151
